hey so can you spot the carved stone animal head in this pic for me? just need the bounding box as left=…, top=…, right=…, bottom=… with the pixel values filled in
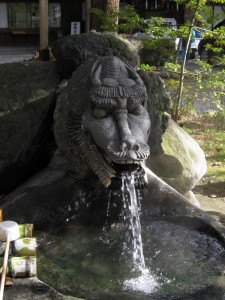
left=54, top=56, right=151, bottom=187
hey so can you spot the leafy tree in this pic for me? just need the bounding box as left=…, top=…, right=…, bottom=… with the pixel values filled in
left=89, top=0, right=120, bottom=32
left=172, top=0, right=225, bottom=121
left=173, top=0, right=202, bottom=121
left=119, top=5, right=144, bottom=34
left=90, top=7, right=119, bottom=32
left=90, top=4, right=143, bottom=33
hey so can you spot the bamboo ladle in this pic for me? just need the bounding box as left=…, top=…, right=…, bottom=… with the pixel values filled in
left=0, top=221, right=20, bottom=300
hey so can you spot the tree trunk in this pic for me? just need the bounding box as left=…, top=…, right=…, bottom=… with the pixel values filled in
left=106, top=0, right=120, bottom=26
left=174, top=0, right=201, bottom=122
left=106, top=0, right=120, bottom=11
left=39, top=0, right=48, bottom=51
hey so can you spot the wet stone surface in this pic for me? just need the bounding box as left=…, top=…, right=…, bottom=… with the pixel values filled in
left=35, top=219, right=225, bottom=300
left=3, top=277, right=81, bottom=300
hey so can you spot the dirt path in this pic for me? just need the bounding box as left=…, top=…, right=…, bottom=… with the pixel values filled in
left=196, top=194, right=225, bottom=215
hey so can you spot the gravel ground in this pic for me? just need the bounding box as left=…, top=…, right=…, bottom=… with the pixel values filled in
left=185, top=59, right=222, bottom=114
left=0, top=47, right=37, bottom=64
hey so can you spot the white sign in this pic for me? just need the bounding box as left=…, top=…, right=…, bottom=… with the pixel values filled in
left=71, top=22, right=80, bottom=35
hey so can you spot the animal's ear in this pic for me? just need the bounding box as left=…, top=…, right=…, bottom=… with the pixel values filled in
left=91, top=60, right=102, bottom=85
left=124, top=61, right=144, bottom=86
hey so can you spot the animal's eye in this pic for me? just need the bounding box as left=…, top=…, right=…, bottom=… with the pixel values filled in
left=93, top=107, right=107, bottom=118
left=129, top=104, right=143, bottom=116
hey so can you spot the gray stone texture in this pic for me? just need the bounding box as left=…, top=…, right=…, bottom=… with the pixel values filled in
left=51, top=32, right=140, bottom=78
left=3, top=278, right=82, bottom=300
left=0, top=61, right=59, bottom=194
left=146, top=118, right=207, bottom=199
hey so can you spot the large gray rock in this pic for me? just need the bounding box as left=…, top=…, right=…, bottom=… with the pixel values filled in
left=138, top=71, right=171, bottom=155
left=0, top=61, right=59, bottom=194
left=147, top=118, right=207, bottom=197
left=51, top=32, right=140, bottom=78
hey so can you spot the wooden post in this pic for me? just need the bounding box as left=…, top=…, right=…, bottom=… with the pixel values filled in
left=85, top=0, right=91, bottom=32
left=39, top=0, right=49, bottom=60
left=0, top=239, right=10, bottom=300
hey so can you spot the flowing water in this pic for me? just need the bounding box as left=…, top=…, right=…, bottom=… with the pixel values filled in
left=120, top=171, right=160, bottom=293
left=121, top=172, right=145, bottom=270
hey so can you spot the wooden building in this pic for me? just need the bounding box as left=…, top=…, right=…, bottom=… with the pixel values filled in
left=91, top=0, right=185, bottom=29
left=0, top=0, right=86, bottom=46
left=121, top=0, right=185, bottom=26
left=0, top=0, right=185, bottom=47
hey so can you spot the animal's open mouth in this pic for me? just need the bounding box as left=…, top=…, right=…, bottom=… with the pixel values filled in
left=112, top=160, right=142, bottom=164
left=99, top=151, right=146, bottom=188
left=108, top=162, right=146, bottom=190
left=111, top=162, right=143, bottom=173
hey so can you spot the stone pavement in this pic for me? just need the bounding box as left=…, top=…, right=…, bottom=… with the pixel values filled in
left=0, top=47, right=37, bottom=64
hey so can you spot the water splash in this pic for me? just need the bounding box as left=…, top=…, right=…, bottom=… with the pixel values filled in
left=123, top=268, right=159, bottom=293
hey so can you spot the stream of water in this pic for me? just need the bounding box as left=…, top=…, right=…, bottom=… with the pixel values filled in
left=121, top=172, right=145, bottom=270
left=120, top=171, right=159, bottom=293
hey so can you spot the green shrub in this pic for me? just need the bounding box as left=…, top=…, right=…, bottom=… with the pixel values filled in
left=139, top=37, right=175, bottom=66
left=165, top=79, right=197, bottom=119
left=139, top=64, right=155, bottom=72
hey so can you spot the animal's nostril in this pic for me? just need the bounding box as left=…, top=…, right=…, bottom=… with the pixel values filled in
left=121, top=142, right=128, bottom=152
left=121, top=138, right=139, bottom=151
left=133, top=143, right=139, bottom=151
